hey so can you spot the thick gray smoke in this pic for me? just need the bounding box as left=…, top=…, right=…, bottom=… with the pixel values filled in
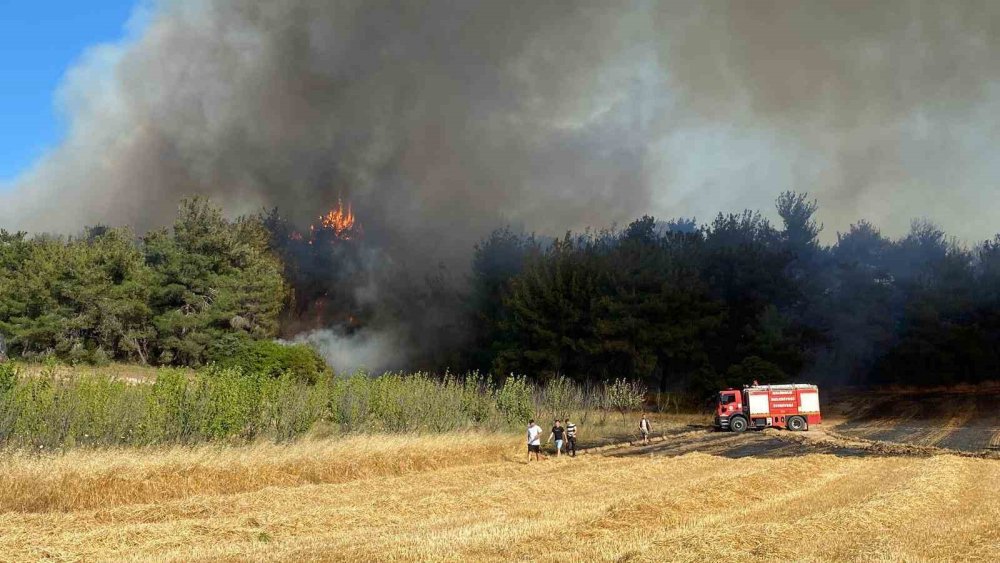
left=3, top=0, right=1000, bottom=369
left=6, top=0, right=1000, bottom=245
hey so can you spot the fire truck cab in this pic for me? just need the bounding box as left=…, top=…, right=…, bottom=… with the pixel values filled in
left=714, top=383, right=821, bottom=432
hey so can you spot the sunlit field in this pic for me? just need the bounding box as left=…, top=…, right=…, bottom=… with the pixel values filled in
left=1, top=432, right=996, bottom=562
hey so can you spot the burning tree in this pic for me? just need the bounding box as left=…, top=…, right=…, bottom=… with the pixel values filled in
left=264, top=199, right=371, bottom=335
left=319, top=199, right=359, bottom=240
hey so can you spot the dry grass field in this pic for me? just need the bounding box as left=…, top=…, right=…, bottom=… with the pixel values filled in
left=12, top=361, right=190, bottom=384
left=0, top=431, right=997, bottom=562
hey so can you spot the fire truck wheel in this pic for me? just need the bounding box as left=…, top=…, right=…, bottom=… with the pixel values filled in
left=729, top=416, right=747, bottom=433
left=788, top=416, right=806, bottom=431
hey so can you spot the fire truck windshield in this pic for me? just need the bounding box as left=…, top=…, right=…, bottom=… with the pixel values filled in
left=719, top=392, right=736, bottom=405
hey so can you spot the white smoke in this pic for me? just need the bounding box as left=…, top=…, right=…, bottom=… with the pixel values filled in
left=290, top=328, right=406, bottom=375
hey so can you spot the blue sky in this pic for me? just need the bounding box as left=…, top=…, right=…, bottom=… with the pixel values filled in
left=0, top=0, right=136, bottom=183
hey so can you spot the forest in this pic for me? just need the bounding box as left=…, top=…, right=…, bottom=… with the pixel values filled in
left=2, top=193, right=998, bottom=394
left=0, top=198, right=291, bottom=369
left=472, top=193, right=1000, bottom=392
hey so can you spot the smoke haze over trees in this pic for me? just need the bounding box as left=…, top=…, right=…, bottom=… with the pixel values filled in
left=1, top=192, right=998, bottom=394
left=467, top=192, right=1000, bottom=392
left=1, top=1, right=1000, bottom=392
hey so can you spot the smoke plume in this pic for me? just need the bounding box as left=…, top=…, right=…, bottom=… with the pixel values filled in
left=6, top=0, right=1000, bottom=244
left=3, top=0, right=1000, bottom=369
left=289, top=328, right=406, bottom=375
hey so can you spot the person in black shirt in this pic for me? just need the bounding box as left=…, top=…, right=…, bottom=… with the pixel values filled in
left=546, top=419, right=566, bottom=457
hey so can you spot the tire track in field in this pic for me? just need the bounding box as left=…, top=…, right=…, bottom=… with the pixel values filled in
left=936, top=393, right=1000, bottom=452
left=833, top=389, right=1000, bottom=453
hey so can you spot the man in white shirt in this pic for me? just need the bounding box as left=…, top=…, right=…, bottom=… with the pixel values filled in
left=526, top=419, right=543, bottom=462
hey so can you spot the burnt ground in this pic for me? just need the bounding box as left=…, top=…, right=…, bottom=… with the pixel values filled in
left=605, top=428, right=883, bottom=460
left=599, top=387, right=1000, bottom=460
left=830, top=388, right=1000, bottom=452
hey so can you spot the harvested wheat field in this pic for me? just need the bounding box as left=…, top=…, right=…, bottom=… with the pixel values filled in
left=0, top=432, right=997, bottom=562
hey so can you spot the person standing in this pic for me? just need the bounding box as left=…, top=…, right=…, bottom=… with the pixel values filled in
left=565, top=419, right=577, bottom=457
left=639, top=414, right=652, bottom=445
left=546, top=419, right=565, bottom=457
left=527, top=419, right=543, bottom=462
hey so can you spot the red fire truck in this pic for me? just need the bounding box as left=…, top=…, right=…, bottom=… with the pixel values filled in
left=714, top=384, right=821, bottom=432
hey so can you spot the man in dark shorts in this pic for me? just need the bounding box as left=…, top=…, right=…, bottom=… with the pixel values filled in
left=527, top=419, right=543, bottom=462
left=565, top=419, right=577, bottom=457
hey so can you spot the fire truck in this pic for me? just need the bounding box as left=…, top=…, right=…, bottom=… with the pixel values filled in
left=714, top=383, right=821, bottom=432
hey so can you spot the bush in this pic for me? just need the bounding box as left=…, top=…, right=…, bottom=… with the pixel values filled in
left=496, top=375, right=533, bottom=426
left=604, top=378, right=647, bottom=429
left=0, top=364, right=331, bottom=449
left=190, top=367, right=269, bottom=440
left=459, top=372, right=496, bottom=424
left=0, top=363, right=17, bottom=395
left=539, top=375, right=579, bottom=420
left=0, top=367, right=656, bottom=450
left=144, top=369, right=189, bottom=443
left=268, top=371, right=330, bottom=442
left=329, top=371, right=373, bottom=431
left=91, top=348, right=112, bottom=367
left=207, top=335, right=330, bottom=383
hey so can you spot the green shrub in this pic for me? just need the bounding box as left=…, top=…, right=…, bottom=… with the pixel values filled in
left=539, top=375, right=579, bottom=420
left=329, top=371, right=372, bottom=431
left=90, top=348, right=112, bottom=367
left=192, top=367, right=269, bottom=441
left=496, top=375, right=533, bottom=426
left=207, top=335, right=330, bottom=383
left=11, top=373, right=56, bottom=446
left=460, top=372, right=497, bottom=424
left=0, top=363, right=17, bottom=395
left=267, top=371, right=330, bottom=442
left=605, top=378, right=647, bottom=430
left=0, top=366, right=655, bottom=450
left=0, top=364, right=330, bottom=449
left=144, top=369, right=190, bottom=443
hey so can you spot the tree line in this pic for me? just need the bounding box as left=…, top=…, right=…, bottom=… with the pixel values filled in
left=0, top=198, right=286, bottom=367
left=2, top=192, right=997, bottom=392
left=467, top=193, right=1000, bottom=392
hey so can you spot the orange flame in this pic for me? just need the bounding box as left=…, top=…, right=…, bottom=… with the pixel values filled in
left=319, top=198, right=357, bottom=239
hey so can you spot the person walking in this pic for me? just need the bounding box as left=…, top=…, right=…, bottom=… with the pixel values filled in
left=527, top=419, right=543, bottom=462
left=565, top=418, right=577, bottom=457
left=546, top=419, right=566, bottom=457
left=639, top=414, right=652, bottom=445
